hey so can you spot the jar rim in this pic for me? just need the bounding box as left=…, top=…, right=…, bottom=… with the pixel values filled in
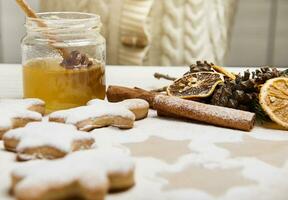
left=27, top=12, right=101, bottom=23
left=25, top=12, right=102, bottom=34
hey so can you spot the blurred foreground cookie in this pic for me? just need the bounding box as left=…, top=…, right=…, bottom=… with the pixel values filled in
left=3, top=122, right=95, bottom=161
left=49, top=99, right=149, bottom=131
left=0, top=99, right=45, bottom=139
left=11, top=148, right=135, bottom=200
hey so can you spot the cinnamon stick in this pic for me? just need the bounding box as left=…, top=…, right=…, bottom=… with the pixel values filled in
left=106, top=85, right=256, bottom=131
left=153, top=95, right=256, bottom=131
left=107, top=85, right=157, bottom=108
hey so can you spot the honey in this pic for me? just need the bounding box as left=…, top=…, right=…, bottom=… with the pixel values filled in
left=23, top=58, right=106, bottom=113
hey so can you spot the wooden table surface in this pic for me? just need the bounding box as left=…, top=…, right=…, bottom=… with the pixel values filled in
left=1, top=64, right=288, bottom=200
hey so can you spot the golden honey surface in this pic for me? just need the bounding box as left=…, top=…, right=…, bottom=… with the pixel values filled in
left=23, top=58, right=106, bottom=113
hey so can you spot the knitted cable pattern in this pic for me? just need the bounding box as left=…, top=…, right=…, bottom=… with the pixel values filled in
left=183, top=0, right=215, bottom=65
left=87, top=0, right=110, bottom=38
left=161, top=0, right=183, bottom=66
left=40, top=0, right=110, bottom=38
left=208, top=0, right=237, bottom=64
left=119, top=0, right=154, bottom=65
left=161, top=0, right=237, bottom=66
left=40, top=0, right=237, bottom=66
left=40, top=0, right=88, bottom=12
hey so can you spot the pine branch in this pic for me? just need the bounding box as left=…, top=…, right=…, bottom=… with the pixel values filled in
left=154, top=73, right=177, bottom=81
left=150, top=86, right=168, bottom=93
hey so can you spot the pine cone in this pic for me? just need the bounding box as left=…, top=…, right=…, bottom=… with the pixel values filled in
left=252, top=67, right=281, bottom=85
left=210, top=67, right=281, bottom=111
left=210, top=80, right=258, bottom=110
left=185, top=61, right=214, bottom=75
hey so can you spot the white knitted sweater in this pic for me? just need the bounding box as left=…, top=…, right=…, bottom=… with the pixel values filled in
left=41, top=0, right=237, bottom=66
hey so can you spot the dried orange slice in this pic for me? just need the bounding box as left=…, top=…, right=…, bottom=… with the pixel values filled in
left=259, top=77, right=288, bottom=129
left=212, top=65, right=236, bottom=80
left=167, top=72, right=224, bottom=98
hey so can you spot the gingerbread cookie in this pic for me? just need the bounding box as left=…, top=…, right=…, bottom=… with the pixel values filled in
left=87, top=99, right=149, bottom=120
left=11, top=148, right=135, bottom=200
left=0, top=98, right=45, bottom=139
left=3, top=122, right=95, bottom=161
left=49, top=100, right=145, bottom=131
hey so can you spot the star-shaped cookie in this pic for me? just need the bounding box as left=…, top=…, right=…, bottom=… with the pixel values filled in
left=0, top=98, right=45, bottom=139
left=3, top=122, right=95, bottom=161
left=87, top=99, right=149, bottom=120
left=49, top=99, right=149, bottom=131
left=11, top=148, right=135, bottom=200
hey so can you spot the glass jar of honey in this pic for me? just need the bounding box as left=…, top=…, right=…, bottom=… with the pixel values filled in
left=22, top=12, right=106, bottom=113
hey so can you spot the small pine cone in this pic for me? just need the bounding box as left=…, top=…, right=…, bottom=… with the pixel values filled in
left=186, top=61, right=214, bottom=74
left=210, top=67, right=281, bottom=112
left=253, top=67, right=281, bottom=85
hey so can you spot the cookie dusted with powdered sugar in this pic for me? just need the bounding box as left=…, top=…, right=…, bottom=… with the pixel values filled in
left=3, top=122, right=95, bottom=161
left=11, top=148, right=135, bottom=200
left=0, top=98, right=45, bottom=139
left=49, top=100, right=145, bottom=131
left=87, top=99, right=149, bottom=120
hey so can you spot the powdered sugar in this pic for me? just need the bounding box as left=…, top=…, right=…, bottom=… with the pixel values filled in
left=49, top=104, right=136, bottom=124
left=0, top=109, right=41, bottom=129
left=0, top=99, right=44, bottom=129
left=67, top=148, right=135, bottom=174
left=3, top=122, right=94, bottom=153
left=88, top=99, right=149, bottom=111
left=12, top=148, right=134, bottom=196
left=13, top=158, right=108, bottom=193
left=154, top=95, right=255, bottom=131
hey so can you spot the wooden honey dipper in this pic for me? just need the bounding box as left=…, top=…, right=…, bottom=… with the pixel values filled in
left=15, top=0, right=70, bottom=60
